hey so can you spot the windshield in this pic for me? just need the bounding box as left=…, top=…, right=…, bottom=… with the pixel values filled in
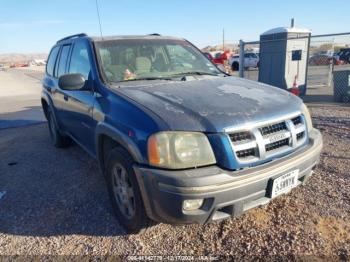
left=94, top=38, right=221, bottom=82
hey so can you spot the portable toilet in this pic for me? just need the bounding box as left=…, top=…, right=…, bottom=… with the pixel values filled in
left=258, top=27, right=311, bottom=96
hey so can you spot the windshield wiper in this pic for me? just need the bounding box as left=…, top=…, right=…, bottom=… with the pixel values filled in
left=170, top=71, right=220, bottom=77
left=112, top=77, right=173, bottom=83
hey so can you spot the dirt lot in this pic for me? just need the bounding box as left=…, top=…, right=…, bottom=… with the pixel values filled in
left=0, top=103, right=349, bottom=260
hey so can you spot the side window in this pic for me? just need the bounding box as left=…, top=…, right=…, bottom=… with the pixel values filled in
left=46, top=46, right=60, bottom=76
left=69, top=41, right=91, bottom=79
left=57, top=45, right=71, bottom=78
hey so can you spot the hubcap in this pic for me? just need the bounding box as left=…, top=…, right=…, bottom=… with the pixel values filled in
left=112, top=163, right=135, bottom=219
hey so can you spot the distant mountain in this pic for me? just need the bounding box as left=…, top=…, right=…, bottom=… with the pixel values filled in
left=0, top=53, right=47, bottom=65
left=201, top=43, right=239, bottom=52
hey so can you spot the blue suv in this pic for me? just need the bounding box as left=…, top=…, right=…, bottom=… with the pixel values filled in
left=42, top=33, right=322, bottom=233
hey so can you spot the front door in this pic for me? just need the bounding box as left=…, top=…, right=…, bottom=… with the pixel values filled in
left=62, top=40, right=97, bottom=154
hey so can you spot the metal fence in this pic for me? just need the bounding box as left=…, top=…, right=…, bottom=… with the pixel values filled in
left=236, top=32, right=350, bottom=103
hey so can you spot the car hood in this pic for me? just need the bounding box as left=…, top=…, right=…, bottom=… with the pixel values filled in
left=115, top=77, right=303, bottom=132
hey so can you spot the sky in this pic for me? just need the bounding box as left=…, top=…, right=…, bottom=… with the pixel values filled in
left=0, top=0, right=349, bottom=54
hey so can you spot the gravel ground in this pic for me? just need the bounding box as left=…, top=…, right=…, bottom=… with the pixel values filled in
left=0, top=104, right=349, bottom=260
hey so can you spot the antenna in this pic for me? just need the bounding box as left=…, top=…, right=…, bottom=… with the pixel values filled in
left=222, top=28, right=225, bottom=51
left=95, top=0, right=103, bottom=38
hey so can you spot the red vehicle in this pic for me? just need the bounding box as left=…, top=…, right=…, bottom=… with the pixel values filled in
left=203, top=52, right=215, bottom=62
left=16, top=63, right=29, bottom=67
left=309, top=54, right=344, bottom=66
left=204, top=51, right=231, bottom=65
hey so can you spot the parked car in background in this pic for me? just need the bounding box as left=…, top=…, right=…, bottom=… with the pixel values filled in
left=42, top=33, right=322, bottom=233
left=228, top=52, right=259, bottom=71
left=0, top=64, right=5, bottom=71
left=337, top=48, right=350, bottom=64
left=204, top=51, right=231, bottom=65
left=203, top=52, right=214, bottom=62
left=11, top=63, right=29, bottom=68
left=309, top=54, right=344, bottom=66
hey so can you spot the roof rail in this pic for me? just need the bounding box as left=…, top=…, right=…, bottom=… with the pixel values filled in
left=57, top=33, right=88, bottom=43
left=149, top=33, right=161, bottom=36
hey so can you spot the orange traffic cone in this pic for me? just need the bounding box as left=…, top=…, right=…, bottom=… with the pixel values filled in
left=291, top=75, right=300, bottom=96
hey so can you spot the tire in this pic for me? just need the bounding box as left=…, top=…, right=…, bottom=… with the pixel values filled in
left=105, top=147, right=152, bottom=234
left=231, top=62, right=239, bottom=71
left=47, top=108, right=71, bottom=148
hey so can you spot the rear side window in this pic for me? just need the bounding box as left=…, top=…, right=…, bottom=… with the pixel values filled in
left=46, top=46, right=60, bottom=76
left=69, top=41, right=91, bottom=79
left=57, top=45, right=71, bottom=78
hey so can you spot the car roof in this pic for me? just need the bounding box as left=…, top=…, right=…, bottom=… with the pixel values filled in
left=90, top=34, right=185, bottom=42
left=56, top=33, right=186, bottom=45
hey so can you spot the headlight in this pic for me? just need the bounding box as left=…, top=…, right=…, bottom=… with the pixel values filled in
left=300, top=103, right=313, bottom=132
left=147, top=132, right=216, bottom=169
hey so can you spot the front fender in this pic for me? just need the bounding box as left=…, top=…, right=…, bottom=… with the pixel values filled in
left=95, top=122, right=146, bottom=172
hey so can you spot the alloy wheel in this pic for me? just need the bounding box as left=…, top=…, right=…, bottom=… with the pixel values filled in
left=112, top=163, right=135, bottom=219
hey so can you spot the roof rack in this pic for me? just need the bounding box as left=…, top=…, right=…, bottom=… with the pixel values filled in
left=149, top=33, right=161, bottom=36
left=57, top=33, right=88, bottom=43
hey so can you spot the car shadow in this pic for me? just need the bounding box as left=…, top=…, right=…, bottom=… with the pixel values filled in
left=0, top=123, right=126, bottom=237
left=0, top=106, right=46, bottom=130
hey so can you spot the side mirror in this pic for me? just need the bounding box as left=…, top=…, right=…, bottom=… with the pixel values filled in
left=216, top=64, right=226, bottom=72
left=58, top=73, right=86, bottom=90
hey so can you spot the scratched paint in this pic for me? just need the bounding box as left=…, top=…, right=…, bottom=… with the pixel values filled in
left=0, top=191, right=6, bottom=200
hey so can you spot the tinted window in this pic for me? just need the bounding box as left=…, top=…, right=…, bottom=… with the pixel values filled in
left=69, top=41, right=91, bottom=79
left=46, top=46, right=60, bottom=76
left=57, top=45, right=71, bottom=77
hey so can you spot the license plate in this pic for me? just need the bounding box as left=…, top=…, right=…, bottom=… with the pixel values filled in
left=271, top=170, right=299, bottom=198
left=266, top=132, right=288, bottom=144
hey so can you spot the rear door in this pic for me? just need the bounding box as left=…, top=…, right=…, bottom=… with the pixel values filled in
left=54, top=44, right=72, bottom=129
left=244, top=53, right=251, bottom=68
left=42, top=45, right=60, bottom=113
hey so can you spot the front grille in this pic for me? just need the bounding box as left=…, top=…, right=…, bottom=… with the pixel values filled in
left=292, top=116, right=302, bottom=126
left=236, top=148, right=256, bottom=158
left=229, top=132, right=251, bottom=142
left=259, top=122, right=287, bottom=136
left=265, top=138, right=289, bottom=152
left=227, top=113, right=307, bottom=164
left=297, top=131, right=305, bottom=140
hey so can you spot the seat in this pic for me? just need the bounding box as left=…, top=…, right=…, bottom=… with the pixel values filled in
left=135, top=57, right=152, bottom=74
left=99, top=49, right=127, bottom=81
left=153, top=53, right=167, bottom=72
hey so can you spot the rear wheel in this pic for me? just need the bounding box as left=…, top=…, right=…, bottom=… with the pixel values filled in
left=106, top=147, right=152, bottom=234
left=47, top=108, right=71, bottom=148
left=231, top=62, right=239, bottom=71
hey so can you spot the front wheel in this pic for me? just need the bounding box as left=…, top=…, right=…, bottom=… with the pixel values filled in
left=106, top=147, right=152, bottom=234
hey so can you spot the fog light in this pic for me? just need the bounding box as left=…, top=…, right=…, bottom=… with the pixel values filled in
left=183, top=199, right=203, bottom=211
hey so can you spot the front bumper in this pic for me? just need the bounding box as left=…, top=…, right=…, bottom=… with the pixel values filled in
left=134, top=128, right=323, bottom=224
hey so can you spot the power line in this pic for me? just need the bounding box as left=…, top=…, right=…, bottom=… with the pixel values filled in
left=95, top=0, right=103, bottom=39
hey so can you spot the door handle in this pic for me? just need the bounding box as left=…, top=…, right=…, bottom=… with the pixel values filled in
left=64, top=95, right=69, bottom=101
left=44, top=85, right=52, bottom=92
